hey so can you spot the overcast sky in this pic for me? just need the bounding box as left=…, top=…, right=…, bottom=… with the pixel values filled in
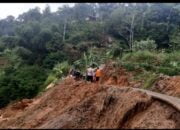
left=0, top=3, right=75, bottom=19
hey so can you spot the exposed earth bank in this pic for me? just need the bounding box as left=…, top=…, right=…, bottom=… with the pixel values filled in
left=0, top=64, right=179, bottom=129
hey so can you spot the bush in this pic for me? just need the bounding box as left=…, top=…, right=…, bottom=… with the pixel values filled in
left=157, top=66, right=180, bottom=76
left=76, top=42, right=89, bottom=52
left=122, top=51, right=160, bottom=65
left=143, top=73, right=158, bottom=89
left=162, top=51, right=180, bottom=67
left=133, top=38, right=157, bottom=51
left=138, top=63, right=156, bottom=71
left=43, top=61, right=70, bottom=88
left=52, top=61, right=70, bottom=79
left=121, top=51, right=180, bottom=76
left=14, top=46, right=32, bottom=60
left=43, top=74, right=57, bottom=87
left=0, top=65, right=47, bottom=108
left=43, top=52, right=67, bottom=69
left=122, top=63, right=136, bottom=71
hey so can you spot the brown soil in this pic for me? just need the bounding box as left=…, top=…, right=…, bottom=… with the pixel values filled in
left=122, top=100, right=180, bottom=129
left=100, top=62, right=134, bottom=87
left=0, top=79, right=101, bottom=128
left=151, top=76, right=180, bottom=98
left=0, top=63, right=179, bottom=129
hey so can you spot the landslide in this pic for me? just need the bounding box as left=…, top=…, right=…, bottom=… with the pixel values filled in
left=151, top=75, right=180, bottom=98
left=100, top=62, right=180, bottom=97
left=0, top=63, right=179, bottom=129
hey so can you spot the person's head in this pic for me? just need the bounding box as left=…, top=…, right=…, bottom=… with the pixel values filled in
left=97, top=67, right=99, bottom=69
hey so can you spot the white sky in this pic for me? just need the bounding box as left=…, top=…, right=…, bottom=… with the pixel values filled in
left=0, top=3, right=75, bottom=19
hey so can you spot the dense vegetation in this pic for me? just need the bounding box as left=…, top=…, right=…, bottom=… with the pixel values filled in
left=0, top=3, right=179, bottom=107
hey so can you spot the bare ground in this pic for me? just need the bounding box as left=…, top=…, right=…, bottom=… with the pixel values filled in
left=0, top=63, right=179, bottom=129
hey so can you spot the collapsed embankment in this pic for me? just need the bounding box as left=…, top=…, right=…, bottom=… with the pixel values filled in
left=151, top=75, right=180, bottom=98
left=0, top=63, right=179, bottom=129
left=0, top=78, right=179, bottom=129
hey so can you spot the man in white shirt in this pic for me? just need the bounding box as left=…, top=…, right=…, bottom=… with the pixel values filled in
left=86, top=66, right=93, bottom=82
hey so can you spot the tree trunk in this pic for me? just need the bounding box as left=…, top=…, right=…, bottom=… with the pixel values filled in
left=166, top=7, right=173, bottom=32
left=129, top=31, right=132, bottom=51
left=141, top=12, right=145, bottom=31
left=63, top=20, right=67, bottom=42
left=130, top=14, right=135, bottom=51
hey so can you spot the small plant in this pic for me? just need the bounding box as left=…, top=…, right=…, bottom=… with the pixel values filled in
left=157, top=66, right=180, bottom=76
left=52, top=61, right=70, bottom=79
left=43, top=74, right=57, bottom=87
left=143, top=73, right=159, bottom=89
left=122, top=63, right=136, bottom=71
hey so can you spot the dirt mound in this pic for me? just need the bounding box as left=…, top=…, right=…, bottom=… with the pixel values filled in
left=0, top=78, right=179, bottom=129
left=11, top=99, right=33, bottom=110
left=38, top=87, right=152, bottom=129
left=0, top=78, right=100, bottom=128
left=38, top=86, right=180, bottom=129
left=100, top=62, right=133, bottom=87
left=122, top=100, right=180, bottom=129
left=151, top=76, right=180, bottom=98
left=0, top=63, right=179, bottom=129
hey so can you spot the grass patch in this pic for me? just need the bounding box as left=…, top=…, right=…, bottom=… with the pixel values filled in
left=143, top=73, right=159, bottom=89
left=43, top=74, right=58, bottom=88
left=122, top=63, right=137, bottom=71
left=157, top=66, right=180, bottom=76
left=121, top=50, right=180, bottom=76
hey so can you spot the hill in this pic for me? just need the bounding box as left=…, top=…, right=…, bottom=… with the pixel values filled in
left=0, top=63, right=179, bottom=129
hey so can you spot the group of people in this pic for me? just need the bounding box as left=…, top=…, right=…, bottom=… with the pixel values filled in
left=86, top=66, right=102, bottom=82
left=69, top=65, right=102, bottom=83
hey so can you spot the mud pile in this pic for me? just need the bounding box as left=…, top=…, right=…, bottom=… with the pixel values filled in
left=0, top=78, right=100, bottom=128
left=151, top=76, right=180, bottom=98
left=38, top=86, right=180, bottom=129
left=0, top=77, right=179, bottom=129
left=100, top=62, right=133, bottom=87
left=0, top=63, right=179, bottom=129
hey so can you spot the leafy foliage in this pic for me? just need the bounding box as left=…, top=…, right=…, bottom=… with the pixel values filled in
left=134, top=38, right=157, bottom=51
left=122, top=51, right=180, bottom=76
left=0, top=65, right=47, bottom=108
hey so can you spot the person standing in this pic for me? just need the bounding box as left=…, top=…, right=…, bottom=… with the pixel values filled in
left=95, top=67, right=102, bottom=82
left=86, top=66, right=93, bottom=82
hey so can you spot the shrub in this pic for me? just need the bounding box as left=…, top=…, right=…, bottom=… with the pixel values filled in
left=122, top=63, right=136, bottom=71
left=133, top=38, right=157, bottom=51
left=52, top=61, right=70, bottom=79
left=43, top=61, right=70, bottom=88
left=43, top=52, right=67, bottom=69
left=122, top=51, right=160, bottom=65
left=121, top=50, right=180, bottom=76
left=43, top=74, right=57, bottom=87
left=157, top=66, right=180, bottom=76
left=138, top=63, right=156, bottom=71
left=162, top=51, right=180, bottom=67
left=0, top=65, right=47, bottom=108
left=143, top=73, right=158, bottom=89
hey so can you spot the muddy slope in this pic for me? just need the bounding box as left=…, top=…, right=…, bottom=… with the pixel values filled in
left=0, top=63, right=179, bottom=129
left=0, top=81, right=179, bottom=129
left=38, top=87, right=180, bottom=129
left=151, top=76, right=180, bottom=98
